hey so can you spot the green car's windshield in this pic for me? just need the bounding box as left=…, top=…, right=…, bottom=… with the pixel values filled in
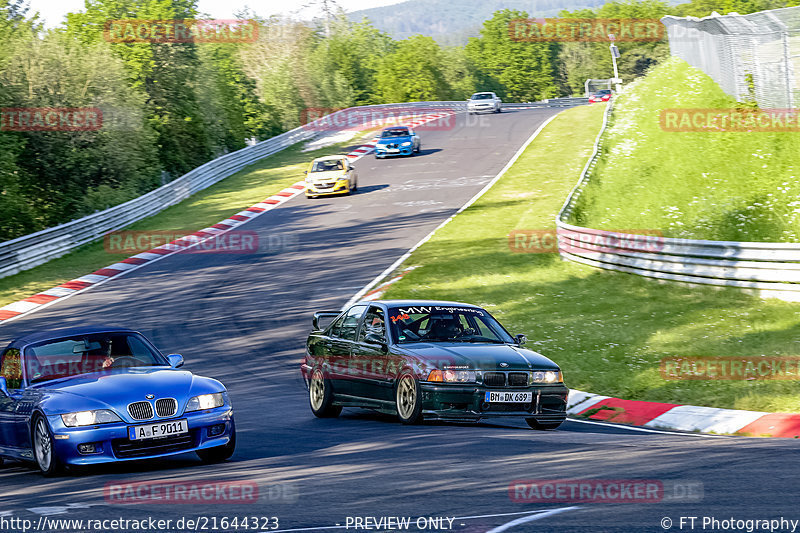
left=24, top=332, right=166, bottom=383
left=387, top=305, right=515, bottom=344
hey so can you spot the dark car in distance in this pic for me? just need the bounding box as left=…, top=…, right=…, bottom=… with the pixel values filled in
left=300, top=300, right=568, bottom=429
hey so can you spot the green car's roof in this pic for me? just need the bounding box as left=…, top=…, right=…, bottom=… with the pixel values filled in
left=361, top=299, right=481, bottom=309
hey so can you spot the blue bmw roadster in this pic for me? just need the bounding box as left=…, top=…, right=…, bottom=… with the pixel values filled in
left=0, top=326, right=235, bottom=476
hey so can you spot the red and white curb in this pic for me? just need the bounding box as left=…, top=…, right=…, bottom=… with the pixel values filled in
left=0, top=182, right=308, bottom=324
left=0, top=111, right=458, bottom=326
left=337, top=110, right=800, bottom=440
left=568, top=389, right=800, bottom=438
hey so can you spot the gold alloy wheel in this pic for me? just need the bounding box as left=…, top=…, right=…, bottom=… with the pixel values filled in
left=396, top=375, right=417, bottom=420
left=310, top=370, right=325, bottom=411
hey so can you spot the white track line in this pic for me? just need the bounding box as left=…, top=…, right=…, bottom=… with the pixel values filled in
left=344, top=112, right=561, bottom=308
left=268, top=507, right=579, bottom=533
left=568, top=418, right=731, bottom=438
left=485, top=506, right=581, bottom=532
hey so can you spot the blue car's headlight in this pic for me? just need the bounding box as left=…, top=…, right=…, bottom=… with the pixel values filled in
left=185, top=393, right=225, bottom=412
left=401, top=141, right=412, bottom=147
left=61, top=409, right=122, bottom=427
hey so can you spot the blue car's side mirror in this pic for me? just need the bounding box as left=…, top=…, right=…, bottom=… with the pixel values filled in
left=0, top=377, right=8, bottom=396
left=167, top=354, right=184, bottom=368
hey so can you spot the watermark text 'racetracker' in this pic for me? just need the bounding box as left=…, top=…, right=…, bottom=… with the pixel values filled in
left=103, top=19, right=258, bottom=43
left=509, top=229, right=664, bottom=254
left=661, top=357, right=800, bottom=381
left=509, top=18, right=665, bottom=42
left=1, top=107, right=102, bottom=131
left=300, top=107, right=456, bottom=132
left=661, top=108, right=800, bottom=132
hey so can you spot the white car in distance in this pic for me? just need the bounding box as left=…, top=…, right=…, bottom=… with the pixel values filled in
left=467, top=92, right=502, bottom=114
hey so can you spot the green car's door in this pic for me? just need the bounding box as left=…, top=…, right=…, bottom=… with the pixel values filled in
left=324, top=304, right=367, bottom=397
left=350, top=305, right=397, bottom=402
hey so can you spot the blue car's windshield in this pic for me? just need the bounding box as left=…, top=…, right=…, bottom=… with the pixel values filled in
left=381, top=128, right=410, bottom=138
left=387, top=305, right=515, bottom=344
left=24, top=332, right=167, bottom=383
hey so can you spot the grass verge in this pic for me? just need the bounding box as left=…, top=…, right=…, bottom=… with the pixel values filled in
left=571, top=57, right=800, bottom=242
left=383, top=103, right=800, bottom=413
left=0, top=130, right=375, bottom=309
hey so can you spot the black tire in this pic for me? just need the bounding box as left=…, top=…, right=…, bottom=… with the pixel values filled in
left=197, top=424, right=236, bottom=463
left=414, top=144, right=420, bottom=154
left=395, top=371, right=423, bottom=424
left=351, top=179, right=358, bottom=192
left=526, top=418, right=563, bottom=430
left=309, top=368, right=342, bottom=418
left=32, top=414, right=64, bottom=477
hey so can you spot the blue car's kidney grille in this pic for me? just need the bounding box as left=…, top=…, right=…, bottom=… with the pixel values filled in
left=155, top=398, right=177, bottom=417
left=128, top=401, right=154, bottom=420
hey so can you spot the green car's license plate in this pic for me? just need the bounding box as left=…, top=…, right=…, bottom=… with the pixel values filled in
left=484, top=391, right=533, bottom=403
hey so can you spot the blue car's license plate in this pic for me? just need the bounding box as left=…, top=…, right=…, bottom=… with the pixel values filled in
left=129, top=419, right=188, bottom=440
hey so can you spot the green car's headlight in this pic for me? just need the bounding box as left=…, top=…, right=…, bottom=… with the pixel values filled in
left=427, top=369, right=477, bottom=383
left=530, top=371, right=561, bottom=384
left=185, top=392, right=225, bottom=412
left=61, top=409, right=122, bottom=427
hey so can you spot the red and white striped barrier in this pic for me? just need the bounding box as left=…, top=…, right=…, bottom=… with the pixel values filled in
left=0, top=110, right=456, bottom=325
left=568, top=390, right=800, bottom=438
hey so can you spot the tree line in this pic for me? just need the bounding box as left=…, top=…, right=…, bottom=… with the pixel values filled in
left=0, top=0, right=790, bottom=241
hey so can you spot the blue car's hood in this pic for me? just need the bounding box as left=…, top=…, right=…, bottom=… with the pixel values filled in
left=33, top=367, right=224, bottom=416
left=397, top=343, right=559, bottom=371
left=377, top=135, right=412, bottom=144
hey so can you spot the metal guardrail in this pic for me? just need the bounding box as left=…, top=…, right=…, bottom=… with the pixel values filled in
left=0, top=96, right=587, bottom=280
left=504, top=97, right=590, bottom=108
left=0, top=101, right=463, bottom=279
left=555, top=101, right=800, bottom=301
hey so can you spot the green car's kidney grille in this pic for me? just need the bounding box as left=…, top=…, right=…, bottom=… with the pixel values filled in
left=483, top=372, right=506, bottom=387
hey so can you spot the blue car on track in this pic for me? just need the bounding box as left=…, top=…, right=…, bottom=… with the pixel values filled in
left=374, top=126, right=421, bottom=158
left=0, top=326, right=235, bottom=476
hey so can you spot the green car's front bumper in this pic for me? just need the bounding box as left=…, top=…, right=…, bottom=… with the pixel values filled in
left=419, top=382, right=568, bottom=423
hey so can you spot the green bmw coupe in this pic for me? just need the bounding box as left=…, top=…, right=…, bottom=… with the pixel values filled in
left=300, top=300, right=568, bottom=429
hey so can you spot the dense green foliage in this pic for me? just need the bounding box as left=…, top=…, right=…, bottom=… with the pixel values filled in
left=384, top=104, right=800, bottom=414
left=571, top=57, right=800, bottom=241
left=1, top=0, right=793, bottom=242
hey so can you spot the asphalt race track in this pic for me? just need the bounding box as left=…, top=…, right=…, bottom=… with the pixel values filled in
left=2, top=108, right=800, bottom=533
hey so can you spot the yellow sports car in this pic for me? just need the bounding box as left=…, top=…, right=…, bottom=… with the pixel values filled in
left=304, top=155, right=358, bottom=198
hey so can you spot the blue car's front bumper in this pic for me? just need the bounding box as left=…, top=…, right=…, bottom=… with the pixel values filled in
left=374, top=144, right=413, bottom=157
left=46, top=408, right=234, bottom=465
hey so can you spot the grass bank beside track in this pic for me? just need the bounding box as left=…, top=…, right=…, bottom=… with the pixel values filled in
left=571, top=57, right=800, bottom=242
left=383, top=103, right=800, bottom=414
left=0, top=131, right=375, bottom=310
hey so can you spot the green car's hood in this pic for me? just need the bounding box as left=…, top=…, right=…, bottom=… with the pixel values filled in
left=397, top=342, right=558, bottom=371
